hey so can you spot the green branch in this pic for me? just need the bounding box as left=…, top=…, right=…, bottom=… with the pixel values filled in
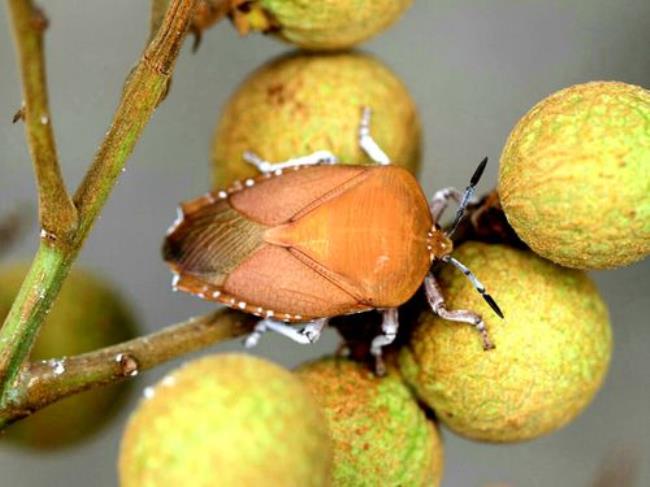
left=0, top=309, right=255, bottom=427
left=6, top=0, right=77, bottom=240
left=0, top=0, right=196, bottom=407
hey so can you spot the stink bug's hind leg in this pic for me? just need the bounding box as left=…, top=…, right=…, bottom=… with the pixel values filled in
left=243, top=150, right=338, bottom=174
left=358, top=106, right=391, bottom=165
left=424, top=273, right=495, bottom=350
left=370, top=308, right=399, bottom=376
left=244, top=317, right=328, bottom=348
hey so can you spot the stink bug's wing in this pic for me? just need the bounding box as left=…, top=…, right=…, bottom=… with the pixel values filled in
left=220, top=243, right=369, bottom=320
left=230, top=165, right=367, bottom=225
left=163, top=198, right=266, bottom=289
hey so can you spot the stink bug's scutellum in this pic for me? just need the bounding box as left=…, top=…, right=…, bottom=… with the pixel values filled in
left=163, top=107, right=503, bottom=373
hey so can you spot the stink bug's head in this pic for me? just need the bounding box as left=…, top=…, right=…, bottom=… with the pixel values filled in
left=428, top=227, right=453, bottom=261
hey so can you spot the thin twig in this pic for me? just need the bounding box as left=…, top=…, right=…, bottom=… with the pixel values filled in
left=0, top=309, right=255, bottom=427
left=0, top=0, right=196, bottom=406
left=73, top=0, right=195, bottom=238
left=6, top=0, right=77, bottom=240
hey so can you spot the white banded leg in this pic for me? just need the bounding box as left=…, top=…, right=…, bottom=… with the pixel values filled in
left=429, top=187, right=462, bottom=222
left=424, top=273, right=495, bottom=350
left=243, top=150, right=338, bottom=174
left=359, top=106, right=391, bottom=165
left=370, top=308, right=399, bottom=375
left=244, top=318, right=328, bottom=348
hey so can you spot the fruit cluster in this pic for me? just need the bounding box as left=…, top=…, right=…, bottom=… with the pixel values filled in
left=116, top=0, right=650, bottom=482
left=118, top=1, right=649, bottom=484
left=4, top=2, right=647, bottom=485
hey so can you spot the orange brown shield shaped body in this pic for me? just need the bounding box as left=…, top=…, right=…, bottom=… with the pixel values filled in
left=162, top=107, right=501, bottom=373
left=163, top=164, right=436, bottom=322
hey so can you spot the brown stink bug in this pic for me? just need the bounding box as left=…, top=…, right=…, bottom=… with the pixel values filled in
left=163, top=108, right=503, bottom=373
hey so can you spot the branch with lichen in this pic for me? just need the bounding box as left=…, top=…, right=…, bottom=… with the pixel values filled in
left=0, top=309, right=255, bottom=427
left=0, top=0, right=196, bottom=410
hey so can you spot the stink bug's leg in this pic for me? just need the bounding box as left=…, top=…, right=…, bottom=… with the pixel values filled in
left=298, top=318, right=328, bottom=344
left=358, top=106, right=391, bottom=165
left=370, top=308, right=399, bottom=376
left=242, top=150, right=338, bottom=174
left=243, top=320, right=269, bottom=348
left=429, top=187, right=463, bottom=223
left=245, top=318, right=327, bottom=347
left=424, top=273, right=495, bottom=350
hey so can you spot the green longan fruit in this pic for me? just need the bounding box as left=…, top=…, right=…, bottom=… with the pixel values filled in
left=398, top=242, right=612, bottom=442
left=296, top=357, right=443, bottom=486
left=499, top=81, right=650, bottom=269
left=119, top=354, right=332, bottom=487
left=0, top=264, right=137, bottom=449
left=230, top=0, right=413, bottom=50
left=212, top=51, right=421, bottom=186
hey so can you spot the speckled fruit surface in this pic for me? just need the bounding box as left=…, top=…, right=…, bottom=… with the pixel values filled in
left=252, top=0, right=413, bottom=50
left=212, top=51, right=421, bottom=186
left=499, top=81, right=650, bottom=269
left=119, top=354, right=332, bottom=487
left=399, top=242, right=612, bottom=442
left=0, top=264, right=137, bottom=449
left=296, top=357, right=443, bottom=486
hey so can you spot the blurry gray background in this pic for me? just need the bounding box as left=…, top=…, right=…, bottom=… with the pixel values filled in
left=1, top=1, right=649, bottom=485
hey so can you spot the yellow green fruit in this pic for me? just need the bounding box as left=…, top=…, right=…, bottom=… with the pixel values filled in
left=212, top=51, right=421, bottom=186
left=236, top=0, right=413, bottom=50
left=398, top=242, right=612, bottom=442
left=119, top=353, right=332, bottom=487
left=499, top=81, right=650, bottom=269
left=296, top=357, right=443, bottom=486
left=0, top=264, right=137, bottom=449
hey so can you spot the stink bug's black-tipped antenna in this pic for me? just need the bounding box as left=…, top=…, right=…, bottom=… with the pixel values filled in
left=442, top=255, right=504, bottom=319
left=447, top=156, right=488, bottom=238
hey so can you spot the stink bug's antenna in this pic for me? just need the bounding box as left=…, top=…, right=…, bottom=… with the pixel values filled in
left=447, top=156, right=488, bottom=238
left=442, top=255, right=504, bottom=319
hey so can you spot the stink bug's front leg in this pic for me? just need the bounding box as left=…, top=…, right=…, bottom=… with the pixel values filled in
left=358, top=106, right=391, bottom=165
left=370, top=308, right=399, bottom=376
left=243, top=150, right=338, bottom=174
left=424, top=273, right=495, bottom=350
left=244, top=317, right=328, bottom=348
left=429, top=187, right=463, bottom=223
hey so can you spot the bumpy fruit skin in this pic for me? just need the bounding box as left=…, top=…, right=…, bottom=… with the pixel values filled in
left=296, top=357, right=443, bottom=486
left=212, top=51, right=421, bottom=186
left=251, top=0, right=412, bottom=50
left=399, top=242, right=612, bottom=442
left=499, top=81, right=650, bottom=269
left=119, top=354, right=332, bottom=487
left=0, top=264, right=137, bottom=449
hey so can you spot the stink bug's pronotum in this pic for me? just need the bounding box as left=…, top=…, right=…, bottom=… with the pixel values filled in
left=163, top=108, right=503, bottom=373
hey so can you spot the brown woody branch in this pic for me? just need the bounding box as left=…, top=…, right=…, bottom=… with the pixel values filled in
left=6, top=0, right=78, bottom=240
left=0, top=309, right=255, bottom=427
